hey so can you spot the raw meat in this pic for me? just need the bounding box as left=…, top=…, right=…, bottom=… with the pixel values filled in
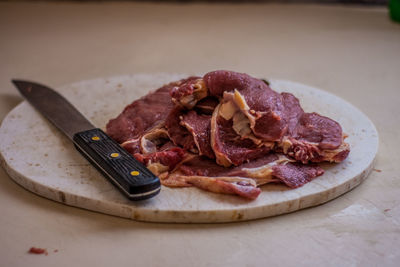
left=106, top=70, right=350, bottom=199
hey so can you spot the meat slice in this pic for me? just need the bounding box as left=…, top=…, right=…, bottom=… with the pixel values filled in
left=211, top=103, right=271, bottom=167
left=106, top=76, right=202, bottom=144
left=185, top=177, right=262, bottom=200
left=165, top=156, right=263, bottom=199
left=134, top=147, right=186, bottom=175
left=165, top=106, right=196, bottom=151
left=170, top=77, right=207, bottom=109
left=209, top=91, right=275, bottom=167
left=180, top=111, right=215, bottom=159
left=272, top=163, right=324, bottom=188
left=280, top=112, right=349, bottom=164
left=194, top=97, right=219, bottom=115
left=163, top=154, right=324, bottom=199
left=204, top=70, right=288, bottom=141
left=280, top=92, right=304, bottom=135
left=106, top=82, right=173, bottom=144
left=225, top=154, right=324, bottom=188
left=293, top=113, right=343, bottom=150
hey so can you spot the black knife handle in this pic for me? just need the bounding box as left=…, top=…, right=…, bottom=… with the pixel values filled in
left=73, top=128, right=160, bottom=201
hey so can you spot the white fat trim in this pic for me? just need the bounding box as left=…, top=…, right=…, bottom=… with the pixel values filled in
left=178, top=175, right=258, bottom=187
left=320, top=141, right=350, bottom=162
left=232, top=89, right=259, bottom=132
left=147, top=162, right=169, bottom=176
left=241, top=155, right=293, bottom=173
left=219, top=100, right=237, bottom=120
left=210, top=103, right=233, bottom=167
left=140, top=128, right=170, bottom=154
left=178, top=79, right=208, bottom=109
left=121, top=138, right=140, bottom=147
left=180, top=121, right=203, bottom=156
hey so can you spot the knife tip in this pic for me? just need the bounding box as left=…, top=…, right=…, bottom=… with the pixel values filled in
left=11, top=79, right=25, bottom=87
left=11, top=80, right=34, bottom=96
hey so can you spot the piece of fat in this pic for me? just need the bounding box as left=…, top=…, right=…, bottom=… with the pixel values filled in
left=147, top=162, right=169, bottom=176
left=140, top=128, right=170, bottom=154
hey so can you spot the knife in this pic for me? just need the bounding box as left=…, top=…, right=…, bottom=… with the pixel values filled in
left=12, top=80, right=161, bottom=201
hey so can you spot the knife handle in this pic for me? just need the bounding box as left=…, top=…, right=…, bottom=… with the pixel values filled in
left=72, top=128, right=160, bottom=201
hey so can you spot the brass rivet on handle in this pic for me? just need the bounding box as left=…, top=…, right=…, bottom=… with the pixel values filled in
left=130, top=171, right=140, bottom=176
left=110, top=153, right=120, bottom=158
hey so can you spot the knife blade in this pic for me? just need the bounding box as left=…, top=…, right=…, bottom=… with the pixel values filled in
left=12, top=80, right=161, bottom=201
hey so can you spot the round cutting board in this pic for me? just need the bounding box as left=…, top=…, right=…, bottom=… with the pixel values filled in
left=0, top=74, right=378, bottom=223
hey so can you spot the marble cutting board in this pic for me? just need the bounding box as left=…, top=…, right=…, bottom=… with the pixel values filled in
left=0, top=74, right=378, bottom=223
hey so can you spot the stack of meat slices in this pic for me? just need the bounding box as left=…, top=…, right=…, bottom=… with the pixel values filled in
left=106, top=71, right=350, bottom=200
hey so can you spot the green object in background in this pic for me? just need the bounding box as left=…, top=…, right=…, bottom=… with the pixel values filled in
left=390, top=0, right=400, bottom=22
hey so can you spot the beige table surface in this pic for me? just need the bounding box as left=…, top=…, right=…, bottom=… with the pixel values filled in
left=1, top=2, right=399, bottom=266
